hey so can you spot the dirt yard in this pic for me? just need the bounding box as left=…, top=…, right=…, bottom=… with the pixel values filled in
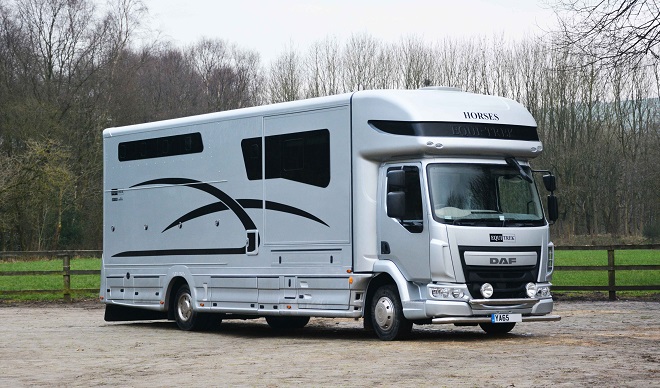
left=0, top=300, right=658, bottom=387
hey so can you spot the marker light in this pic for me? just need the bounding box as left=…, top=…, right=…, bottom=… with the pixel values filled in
left=547, top=244, right=555, bottom=274
left=480, top=283, right=494, bottom=298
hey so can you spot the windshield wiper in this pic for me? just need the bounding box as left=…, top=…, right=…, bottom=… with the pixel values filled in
left=505, top=157, right=533, bottom=183
left=450, top=219, right=477, bottom=226
left=449, top=218, right=504, bottom=226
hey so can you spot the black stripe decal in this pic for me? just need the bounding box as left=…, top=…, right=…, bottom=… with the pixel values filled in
left=112, top=247, right=245, bottom=258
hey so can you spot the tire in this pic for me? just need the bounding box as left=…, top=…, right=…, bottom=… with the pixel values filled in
left=363, top=314, right=375, bottom=335
left=479, top=322, right=516, bottom=335
left=265, top=316, right=310, bottom=331
left=174, top=285, right=210, bottom=331
left=370, top=284, right=412, bottom=341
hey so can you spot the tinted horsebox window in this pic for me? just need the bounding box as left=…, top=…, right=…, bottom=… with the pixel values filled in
left=118, top=133, right=204, bottom=162
left=241, top=129, right=330, bottom=188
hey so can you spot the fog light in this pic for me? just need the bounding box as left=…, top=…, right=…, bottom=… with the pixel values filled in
left=526, top=282, right=537, bottom=298
left=480, top=283, right=493, bottom=298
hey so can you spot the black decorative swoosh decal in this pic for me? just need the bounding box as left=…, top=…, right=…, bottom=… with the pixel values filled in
left=112, top=178, right=328, bottom=258
left=239, top=199, right=329, bottom=227
left=161, top=199, right=328, bottom=233
left=132, top=178, right=257, bottom=231
left=162, top=202, right=229, bottom=233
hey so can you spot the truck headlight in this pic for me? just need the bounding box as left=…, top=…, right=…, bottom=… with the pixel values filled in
left=429, top=286, right=467, bottom=300
left=536, top=286, right=551, bottom=298
left=525, top=282, right=537, bottom=298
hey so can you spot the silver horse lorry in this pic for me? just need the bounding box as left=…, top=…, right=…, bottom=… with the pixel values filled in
left=101, top=88, right=560, bottom=340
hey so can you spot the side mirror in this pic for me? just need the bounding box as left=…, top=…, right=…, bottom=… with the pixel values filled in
left=547, top=194, right=558, bottom=223
left=387, top=191, right=406, bottom=219
left=387, top=170, right=406, bottom=190
left=543, top=174, right=556, bottom=192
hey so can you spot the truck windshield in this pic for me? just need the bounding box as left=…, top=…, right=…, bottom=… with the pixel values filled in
left=427, top=163, right=545, bottom=226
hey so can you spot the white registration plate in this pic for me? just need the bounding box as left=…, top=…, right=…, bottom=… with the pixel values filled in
left=491, top=313, right=522, bottom=323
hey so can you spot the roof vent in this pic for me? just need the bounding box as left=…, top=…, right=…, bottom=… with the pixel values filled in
left=419, top=86, right=462, bottom=92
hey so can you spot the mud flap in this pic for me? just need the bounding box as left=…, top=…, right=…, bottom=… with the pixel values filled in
left=104, top=304, right=167, bottom=322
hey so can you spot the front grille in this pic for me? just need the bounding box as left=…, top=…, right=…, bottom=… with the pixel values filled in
left=459, top=246, right=540, bottom=299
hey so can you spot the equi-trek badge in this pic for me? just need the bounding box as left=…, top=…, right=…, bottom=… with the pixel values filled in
left=489, top=234, right=516, bottom=243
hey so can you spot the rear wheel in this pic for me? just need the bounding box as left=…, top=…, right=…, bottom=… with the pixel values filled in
left=174, top=285, right=210, bottom=331
left=265, top=316, right=310, bottom=330
left=370, top=284, right=412, bottom=341
left=479, top=322, right=516, bottom=335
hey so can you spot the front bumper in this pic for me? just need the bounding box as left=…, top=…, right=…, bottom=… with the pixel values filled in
left=432, top=314, right=561, bottom=325
left=403, top=296, right=559, bottom=323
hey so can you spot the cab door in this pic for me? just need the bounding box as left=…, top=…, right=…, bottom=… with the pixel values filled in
left=377, top=163, right=431, bottom=282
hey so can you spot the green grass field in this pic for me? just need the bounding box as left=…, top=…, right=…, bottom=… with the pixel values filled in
left=0, top=250, right=658, bottom=302
left=0, top=257, right=101, bottom=301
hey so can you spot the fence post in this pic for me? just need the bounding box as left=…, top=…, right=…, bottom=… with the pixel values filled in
left=63, top=254, right=71, bottom=303
left=607, top=248, right=616, bottom=301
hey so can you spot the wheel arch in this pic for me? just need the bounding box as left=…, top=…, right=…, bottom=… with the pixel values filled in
left=364, top=272, right=395, bottom=315
left=166, top=276, right=188, bottom=320
left=370, top=260, right=418, bottom=302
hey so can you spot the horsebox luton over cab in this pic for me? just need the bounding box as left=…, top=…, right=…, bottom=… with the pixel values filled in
left=100, top=87, right=560, bottom=340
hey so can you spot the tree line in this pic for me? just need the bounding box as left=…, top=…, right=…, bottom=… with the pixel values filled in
left=0, top=0, right=658, bottom=250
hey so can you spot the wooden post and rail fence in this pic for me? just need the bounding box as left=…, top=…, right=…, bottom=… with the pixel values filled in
left=0, top=245, right=658, bottom=302
left=551, top=244, right=660, bottom=300
left=0, top=250, right=102, bottom=302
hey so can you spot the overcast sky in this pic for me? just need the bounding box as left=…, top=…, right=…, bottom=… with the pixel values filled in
left=142, top=0, right=558, bottom=63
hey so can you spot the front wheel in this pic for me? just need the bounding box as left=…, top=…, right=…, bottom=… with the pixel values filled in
left=479, top=322, right=516, bottom=335
left=370, top=284, right=412, bottom=341
left=174, top=285, right=210, bottom=331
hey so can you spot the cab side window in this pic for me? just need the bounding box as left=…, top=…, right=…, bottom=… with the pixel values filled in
left=386, top=166, right=423, bottom=233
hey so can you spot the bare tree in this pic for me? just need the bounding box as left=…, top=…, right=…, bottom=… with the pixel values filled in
left=343, top=33, right=380, bottom=91
left=397, top=36, right=434, bottom=89
left=305, top=36, right=343, bottom=98
left=268, top=45, right=303, bottom=103
left=551, top=0, right=660, bottom=68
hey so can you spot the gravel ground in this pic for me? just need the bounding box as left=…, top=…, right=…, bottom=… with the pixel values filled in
left=0, top=300, right=658, bottom=387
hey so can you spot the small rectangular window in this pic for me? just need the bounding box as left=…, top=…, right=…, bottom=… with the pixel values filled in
left=118, top=132, right=203, bottom=162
